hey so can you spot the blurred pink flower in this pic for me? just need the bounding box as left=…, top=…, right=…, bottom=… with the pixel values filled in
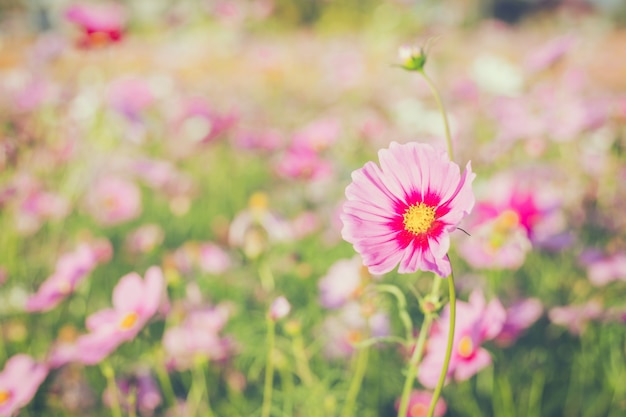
left=102, top=371, right=162, bottom=415
left=232, top=128, right=283, bottom=151
left=291, top=118, right=341, bottom=152
left=0, top=354, right=48, bottom=417
left=341, top=142, right=475, bottom=277
left=174, top=97, right=237, bottom=144
left=86, top=176, right=142, bottom=226
left=583, top=252, right=626, bottom=286
left=548, top=300, right=603, bottom=335
left=198, top=243, right=232, bottom=274
left=318, top=256, right=371, bottom=309
left=419, top=291, right=505, bottom=388
left=27, top=241, right=111, bottom=312
left=457, top=210, right=532, bottom=270
left=395, top=390, right=447, bottom=417
left=106, top=77, right=154, bottom=121
left=269, top=296, right=291, bottom=321
left=525, top=35, right=575, bottom=73
left=65, top=2, right=127, bottom=48
left=275, top=146, right=333, bottom=181
left=320, top=302, right=390, bottom=359
left=163, top=306, right=233, bottom=370
left=290, top=210, right=321, bottom=239
left=75, top=267, right=166, bottom=365
left=125, top=224, right=164, bottom=255
left=495, top=298, right=543, bottom=347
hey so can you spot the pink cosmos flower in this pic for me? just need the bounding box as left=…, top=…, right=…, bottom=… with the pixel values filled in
left=548, top=301, right=603, bottom=335
left=275, top=146, right=333, bottom=181
left=85, top=176, right=142, bottom=226
left=106, top=77, right=154, bottom=121
left=75, top=267, right=166, bottom=365
left=163, top=306, right=233, bottom=370
left=198, top=243, right=232, bottom=274
left=320, top=302, right=390, bottom=359
left=395, top=390, right=447, bottom=417
left=65, top=2, right=127, bottom=48
left=125, top=224, right=164, bottom=255
left=0, top=354, right=48, bottom=417
left=27, top=241, right=111, bottom=312
left=318, top=256, right=373, bottom=309
left=341, top=142, right=475, bottom=277
left=495, top=298, right=543, bottom=347
left=269, top=296, right=291, bottom=321
left=582, top=251, right=626, bottom=286
left=525, top=35, right=575, bottom=73
left=291, top=118, right=340, bottom=152
left=418, top=291, right=505, bottom=388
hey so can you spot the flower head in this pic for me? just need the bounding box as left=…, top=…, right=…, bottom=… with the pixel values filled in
left=0, top=354, right=48, bottom=417
left=395, top=390, right=447, bottom=417
left=75, top=267, right=166, bottom=365
left=341, top=142, right=475, bottom=277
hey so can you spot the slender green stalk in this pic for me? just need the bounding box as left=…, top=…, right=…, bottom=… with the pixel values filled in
left=341, top=346, right=370, bottom=417
left=291, top=332, right=315, bottom=386
left=261, top=318, right=276, bottom=417
left=187, top=360, right=215, bottom=417
left=155, top=357, right=177, bottom=407
left=397, top=276, right=442, bottom=417
left=418, top=69, right=454, bottom=160
left=100, top=362, right=123, bottom=417
left=427, top=269, right=457, bottom=417
left=527, top=369, right=545, bottom=417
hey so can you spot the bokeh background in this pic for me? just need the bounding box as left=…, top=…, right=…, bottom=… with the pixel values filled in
left=1, top=1, right=626, bottom=416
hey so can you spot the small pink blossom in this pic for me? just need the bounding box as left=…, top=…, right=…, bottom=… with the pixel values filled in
left=173, top=97, right=237, bottom=144
left=198, top=243, right=232, bottom=274
left=125, top=224, right=164, bottom=255
left=419, top=291, right=505, bottom=388
left=525, top=35, right=575, bottom=73
left=163, top=306, right=233, bottom=370
left=27, top=241, right=111, bottom=312
left=106, top=77, right=154, bottom=121
left=395, top=390, right=447, bottom=417
left=275, top=146, right=333, bottom=181
left=85, top=176, right=142, bottom=226
left=495, top=298, right=543, bottom=347
left=75, top=267, right=166, bottom=365
left=548, top=300, right=604, bottom=335
left=291, top=118, right=340, bottom=152
left=583, top=252, right=626, bottom=286
left=341, top=142, right=475, bottom=277
left=269, top=296, right=291, bottom=321
left=318, top=256, right=372, bottom=309
left=320, top=302, right=390, bottom=359
left=0, top=354, right=48, bottom=417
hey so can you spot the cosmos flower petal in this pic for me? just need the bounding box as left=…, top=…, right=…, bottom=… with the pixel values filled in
left=341, top=142, right=474, bottom=276
left=454, top=348, right=492, bottom=381
left=112, top=272, right=144, bottom=311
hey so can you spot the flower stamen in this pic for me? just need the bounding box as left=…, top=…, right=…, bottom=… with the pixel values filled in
left=458, top=335, right=474, bottom=358
left=0, top=390, right=11, bottom=405
left=403, top=203, right=436, bottom=235
left=119, top=312, right=139, bottom=330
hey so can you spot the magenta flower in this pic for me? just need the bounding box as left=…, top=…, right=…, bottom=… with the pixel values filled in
left=85, top=176, right=141, bottom=226
left=65, top=2, right=127, bottom=48
left=0, top=354, right=48, bottom=417
left=75, top=267, right=166, bottom=365
left=26, top=241, right=110, bottom=312
left=582, top=251, right=626, bottom=287
left=548, top=301, right=603, bottom=335
left=418, top=291, right=505, bottom=388
left=275, top=145, right=333, bottom=181
left=395, top=390, right=447, bottom=417
left=341, top=142, right=475, bottom=277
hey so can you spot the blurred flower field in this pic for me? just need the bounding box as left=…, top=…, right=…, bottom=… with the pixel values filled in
left=1, top=0, right=626, bottom=416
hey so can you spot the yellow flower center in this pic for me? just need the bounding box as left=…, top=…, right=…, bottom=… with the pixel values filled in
left=410, top=403, right=427, bottom=417
left=0, top=390, right=11, bottom=405
left=403, top=203, right=436, bottom=235
left=458, top=335, right=474, bottom=358
left=119, top=312, right=139, bottom=330
left=495, top=209, right=520, bottom=231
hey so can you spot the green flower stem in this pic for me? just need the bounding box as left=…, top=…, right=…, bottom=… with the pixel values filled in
left=155, top=356, right=177, bottom=408
left=427, top=269, right=457, bottom=417
left=100, top=362, right=123, bottom=417
left=341, top=345, right=370, bottom=417
left=397, top=275, right=442, bottom=417
left=186, top=359, right=216, bottom=417
left=291, top=332, right=315, bottom=386
left=418, top=69, right=454, bottom=161
left=261, top=318, right=276, bottom=417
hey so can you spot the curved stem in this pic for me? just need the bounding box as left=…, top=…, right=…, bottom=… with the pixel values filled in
left=397, top=275, right=442, bottom=417
left=261, top=318, right=276, bottom=417
left=418, top=69, right=454, bottom=160
left=427, top=269, right=457, bottom=417
left=341, top=346, right=370, bottom=417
